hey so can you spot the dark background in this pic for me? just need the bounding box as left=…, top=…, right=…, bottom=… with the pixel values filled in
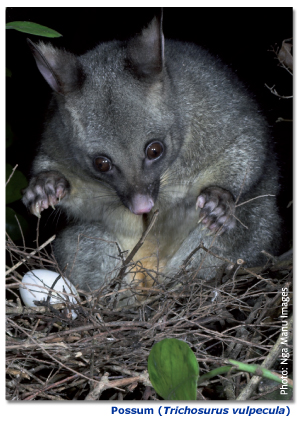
left=6, top=7, right=293, bottom=248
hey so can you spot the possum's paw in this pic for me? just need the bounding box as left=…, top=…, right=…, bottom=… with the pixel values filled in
left=196, top=186, right=236, bottom=235
left=22, top=171, right=70, bottom=218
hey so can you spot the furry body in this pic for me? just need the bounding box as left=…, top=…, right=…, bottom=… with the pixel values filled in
left=23, top=16, right=280, bottom=299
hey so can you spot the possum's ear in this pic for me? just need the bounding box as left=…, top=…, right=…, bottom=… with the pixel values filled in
left=126, top=11, right=164, bottom=80
left=27, top=39, right=85, bottom=94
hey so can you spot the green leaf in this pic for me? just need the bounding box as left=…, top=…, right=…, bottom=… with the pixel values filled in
left=148, top=338, right=199, bottom=400
left=6, top=164, right=28, bottom=204
left=6, top=207, right=29, bottom=241
left=6, top=21, right=62, bottom=38
left=6, top=123, right=13, bottom=148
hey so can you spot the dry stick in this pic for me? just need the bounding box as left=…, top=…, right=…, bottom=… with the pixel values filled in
left=236, top=194, right=276, bottom=208
left=5, top=235, right=56, bottom=276
left=35, top=217, right=44, bottom=267
left=6, top=318, right=99, bottom=384
left=236, top=314, right=293, bottom=400
left=23, top=374, right=78, bottom=401
left=109, top=210, right=159, bottom=307
left=264, top=84, right=293, bottom=99
left=197, top=243, right=271, bottom=282
left=13, top=213, right=26, bottom=250
left=9, top=311, right=260, bottom=350
left=7, top=248, right=55, bottom=266
left=6, top=164, right=18, bottom=186
left=117, top=209, right=159, bottom=281
left=85, top=371, right=151, bottom=401
left=6, top=321, right=153, bottom=350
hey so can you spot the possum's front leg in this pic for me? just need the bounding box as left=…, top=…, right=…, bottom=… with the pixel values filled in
left=196, top=186, right=236, bottom=235
left=22, top=171, right=70, bottom=218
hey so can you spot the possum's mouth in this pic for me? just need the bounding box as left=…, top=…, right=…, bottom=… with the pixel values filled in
left=128, top=194, right=154, bottom=215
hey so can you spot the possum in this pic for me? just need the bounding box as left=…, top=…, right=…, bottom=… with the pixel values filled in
left=22, top=13, right=281, bottom=303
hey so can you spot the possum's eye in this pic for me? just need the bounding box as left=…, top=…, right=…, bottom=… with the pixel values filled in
left=146, top=141, right=164, bottom=160
left=94, top=157, right=112, bottom=172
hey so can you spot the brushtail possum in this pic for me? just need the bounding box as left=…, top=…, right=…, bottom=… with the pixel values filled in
left=23, top=14, right=281, bottom=301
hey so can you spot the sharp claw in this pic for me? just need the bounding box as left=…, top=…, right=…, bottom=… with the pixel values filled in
left=198, top=216, right=205, bottom=224
left=33, top=202, right=42, bottom=218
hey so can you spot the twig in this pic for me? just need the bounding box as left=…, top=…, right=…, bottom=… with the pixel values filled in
left=236, top=194, right=276, bottom=208
left=117, top=209, right=159, bottom=281
left=5, top=235, right=56, bottom=276
left=6, top=164, right=18, bottom=186
left=264, top=84, right=293, bottom=99
left=23, top=374, right=78, bottom=401
left=6, top=302, right=68, bottom=315
left=6, top=318, right=99, bottom=383
left=85, top=371, right=151, bottom=401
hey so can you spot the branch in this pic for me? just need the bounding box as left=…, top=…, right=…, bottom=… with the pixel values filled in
left=5, top=235, right=56, bottom=276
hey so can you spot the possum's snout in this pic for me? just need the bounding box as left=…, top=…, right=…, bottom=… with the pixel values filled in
left=128, top=194, right=154, bottom=215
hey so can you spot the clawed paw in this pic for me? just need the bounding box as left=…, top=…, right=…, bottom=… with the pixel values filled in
left=196, top=186, right=236, bottom=235
left=22, top=171, right=70, bottom=218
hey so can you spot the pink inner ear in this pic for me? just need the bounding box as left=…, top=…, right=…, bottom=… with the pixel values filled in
left=129, top=194, right=154, bottom=215
left=36, top=61, right=60, bottom=92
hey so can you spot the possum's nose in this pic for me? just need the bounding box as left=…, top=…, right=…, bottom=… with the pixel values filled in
left=129, top=194, right=154, bottom=215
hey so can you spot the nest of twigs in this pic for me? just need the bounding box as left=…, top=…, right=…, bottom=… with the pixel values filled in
left=6, top=227, right=293, bottom=401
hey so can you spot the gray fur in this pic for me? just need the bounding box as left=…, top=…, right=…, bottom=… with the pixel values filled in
left=23, top=16, right=281, bottom=298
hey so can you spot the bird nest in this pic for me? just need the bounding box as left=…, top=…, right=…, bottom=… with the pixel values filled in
left=6, top=227, right=293, bottom=401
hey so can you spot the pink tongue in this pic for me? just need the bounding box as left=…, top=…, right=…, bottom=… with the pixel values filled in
left=129, top=194, right=154, bottom=215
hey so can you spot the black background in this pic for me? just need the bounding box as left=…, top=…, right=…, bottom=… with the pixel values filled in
left=6, top=7, right=293, bottom=247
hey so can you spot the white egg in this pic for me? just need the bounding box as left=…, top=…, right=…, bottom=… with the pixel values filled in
left=20, top=269, right=78, bottom=319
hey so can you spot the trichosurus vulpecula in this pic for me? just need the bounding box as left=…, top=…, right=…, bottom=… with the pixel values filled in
left=23, top=14, right=281, bottom=301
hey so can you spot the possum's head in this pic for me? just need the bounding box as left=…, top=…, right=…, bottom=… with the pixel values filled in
left=28, top=13, right=184, bottom=215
